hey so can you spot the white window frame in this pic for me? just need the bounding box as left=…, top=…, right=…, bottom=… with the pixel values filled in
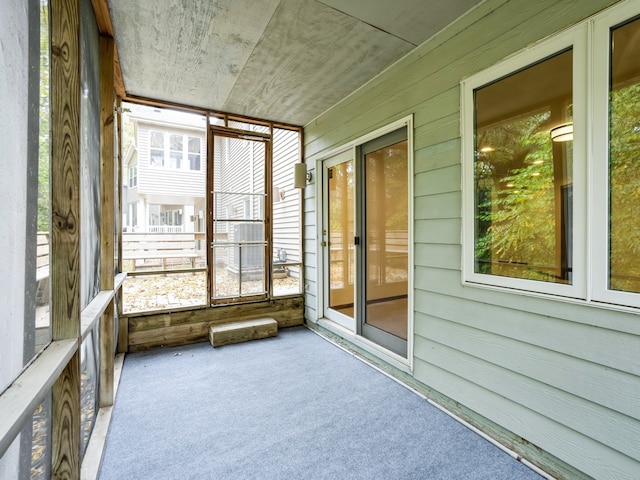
left=461, top=26, right=588, bottom=300
left=148, top=130, right=204, bottom=171
left=462, top=0, right=640, bottom=309
left=591, top=0, right=640, bottom=308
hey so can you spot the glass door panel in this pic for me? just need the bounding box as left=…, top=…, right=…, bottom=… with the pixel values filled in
left=361, top=132, right=408, bottom=357
left=323, top=151, right=356, bottom=330
left=210, top=133, right=267, bottom=303
left=329, top=161, right=355, bottom=313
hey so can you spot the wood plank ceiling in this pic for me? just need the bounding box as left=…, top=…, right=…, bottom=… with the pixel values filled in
left=107, top=0, right=484, bottom=126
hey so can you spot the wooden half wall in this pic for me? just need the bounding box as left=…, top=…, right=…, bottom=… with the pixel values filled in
left=125, top=297, right=304, bottom=352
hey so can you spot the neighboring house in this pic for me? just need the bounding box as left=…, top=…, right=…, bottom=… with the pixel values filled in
left=123, top=107, right=301, bottom=273
left=123, top=108, right=207, bottom=234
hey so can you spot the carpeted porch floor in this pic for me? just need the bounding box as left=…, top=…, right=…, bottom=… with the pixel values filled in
left=98, top=326, right=542, bottom=479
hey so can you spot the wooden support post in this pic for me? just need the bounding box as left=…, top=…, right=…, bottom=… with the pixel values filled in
left=50, top=0, right=81, bottom=477
left=99, top=35, right=115, bottom=407
left=116, top=95, right=123, bottom=278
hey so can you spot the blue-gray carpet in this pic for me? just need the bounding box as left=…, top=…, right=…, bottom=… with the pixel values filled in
left=99, top=326, right=541, bottom=479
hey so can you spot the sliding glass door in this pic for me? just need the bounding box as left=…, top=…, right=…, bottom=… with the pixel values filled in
left=359, top=128, right=408, bottom=357
left=322, top=127, right=409, bottom=357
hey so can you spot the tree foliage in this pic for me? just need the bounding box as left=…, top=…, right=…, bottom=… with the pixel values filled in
left=609, top=82, right=640, bottom=292
left=474, top=111, right=564, bottom=282
left=37, top=1, right=50, bottom=232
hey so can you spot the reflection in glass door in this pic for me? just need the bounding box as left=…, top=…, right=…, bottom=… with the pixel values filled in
left=323, top=151, right=355, bottom=331
left=322, top=127, right=409, bottom=357
left=360, top=129, right=408, bottom=357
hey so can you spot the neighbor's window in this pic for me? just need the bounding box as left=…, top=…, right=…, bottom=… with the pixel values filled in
left=473, top=49, right=574, bottom=285
left=188, top=136, right=201, bottom=170
left=169, top=134, right=182, bottom=168
left=149, top=131, right=165, bottom=166
left=128, top=164, right=137, bottom=187
left=609, top=16, right=640, bottom=294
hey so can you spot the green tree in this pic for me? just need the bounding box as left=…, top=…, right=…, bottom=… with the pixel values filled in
left=609, top=82, right=640, bottom=292
left=37, top=1, right=50, bottom=232
left=475, top=111, right=560, bottom=282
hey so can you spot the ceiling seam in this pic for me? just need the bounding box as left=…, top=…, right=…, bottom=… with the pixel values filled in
left=315, top=0, right=418, bottom=47
left=220, top=0, right=285, bottom=108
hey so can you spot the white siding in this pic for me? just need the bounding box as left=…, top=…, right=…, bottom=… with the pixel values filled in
left=136, top=123, right=207, bottom=198
left=273, top=128, right=302, bottom=264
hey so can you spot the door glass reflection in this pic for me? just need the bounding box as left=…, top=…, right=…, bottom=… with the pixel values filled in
left=328, top=161, right=354, bottom=318
left=365, top=140, right=408, bottom=340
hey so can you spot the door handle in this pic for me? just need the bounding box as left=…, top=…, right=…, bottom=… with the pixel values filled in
left=321, top=241, right=327, bottom=247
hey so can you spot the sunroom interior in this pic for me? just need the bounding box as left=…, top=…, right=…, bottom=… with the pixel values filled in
left=3, top=0, right=640, bottom=479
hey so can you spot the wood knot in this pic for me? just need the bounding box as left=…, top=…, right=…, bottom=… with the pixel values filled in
left=51, top=42, right=69, bottom=61
left=52, top=212, right=76, bottom=233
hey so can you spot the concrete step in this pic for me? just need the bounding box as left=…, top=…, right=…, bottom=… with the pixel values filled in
left=209, top=317, right=278, bottom=347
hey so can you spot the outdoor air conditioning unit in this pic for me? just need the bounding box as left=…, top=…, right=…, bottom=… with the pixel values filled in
left=229, top=223, right=263, bottom=274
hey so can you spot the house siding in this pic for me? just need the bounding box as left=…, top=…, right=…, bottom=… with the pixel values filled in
left=273, top=128, right=302, bottom=265
left=136, top=123, right=207, bottom=198
left=303, top=1, right=639, bottom=479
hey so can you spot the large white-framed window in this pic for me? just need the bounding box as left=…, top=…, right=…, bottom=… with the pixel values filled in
left=462, top=26, right=588, bottom=299
left=463, top=0, right=640, bottom=308
left=592, top=2, right=640, bottom=308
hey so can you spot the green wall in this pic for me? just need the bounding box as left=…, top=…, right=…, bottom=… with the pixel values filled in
left=302, top=1, right=640, bottom=478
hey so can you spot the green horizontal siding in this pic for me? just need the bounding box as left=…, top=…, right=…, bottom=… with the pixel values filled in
left=303, top=0, right=639, bottom=478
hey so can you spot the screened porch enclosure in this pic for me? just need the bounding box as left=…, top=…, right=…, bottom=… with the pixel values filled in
left=119, top=105, right=303, bottom=313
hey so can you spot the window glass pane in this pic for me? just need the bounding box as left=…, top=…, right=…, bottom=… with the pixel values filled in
left=364, top=139, right=408, bottom=341
left=150, top=130, right=164, bottom=148
left=188, top=154, right=200, bottom=171
left=169, top=134, right=182, bottom=168
left=474, top=49, right=573, bottom=284
left=188, top=137, right=201, bottom=170
left=609, top=17, right=640, bottom=293
left=188, top=136, right=200, bottom=154
left=150, top=131, right=165, bottom=167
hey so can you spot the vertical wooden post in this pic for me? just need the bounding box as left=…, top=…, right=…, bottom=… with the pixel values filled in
left=116, top=96, right=123, bottom=278
left=206, top=122, right=214, bottom=305
left=99, top=35, right=115, bottom=407
left=50, top=0, right=81, bottom=477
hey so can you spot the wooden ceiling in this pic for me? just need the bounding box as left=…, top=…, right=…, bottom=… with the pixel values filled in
left=106, top=0, right=483, bottom=126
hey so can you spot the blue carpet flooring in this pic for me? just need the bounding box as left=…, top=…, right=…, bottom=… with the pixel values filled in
left=99, top=326, right=541, bottom=479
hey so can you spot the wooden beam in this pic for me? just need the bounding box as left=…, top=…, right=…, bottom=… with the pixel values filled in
left=116, top=96, right=123, bottom=277
left=50, top=0, right=82, bottom=476
left=114, top=49, right=125, bottom=98
left=99, top=35, right=115, bottom=407
left=126, top=297, right=304, bottom=352
left=90, top=0, right=124, bottom=97
left=0, top=340, right=77, bottom=459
